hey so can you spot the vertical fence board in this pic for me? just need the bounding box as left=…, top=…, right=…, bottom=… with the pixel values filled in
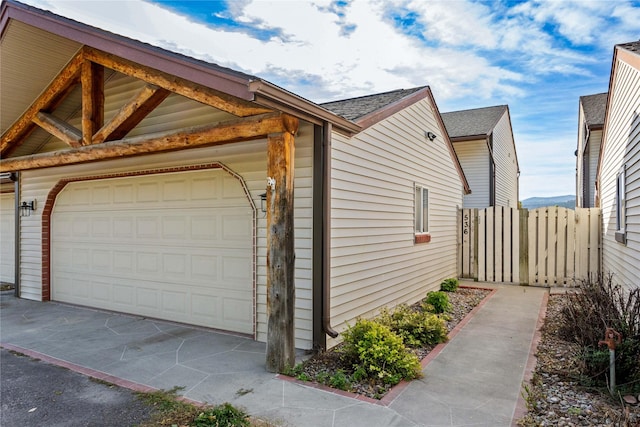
left=495, top=206, right=503, bottom=282
left=547, top=207, right=557, bottom=285
left=529, top=209, right=538, bottom=285
left=575, top=208, right=588, bottom=278
left=557, top=207, right=568, bottom=284
left=566, top=209, right=576, bottom=281
left=504, top=207, right=512, bottom=282
left=589, top=208, right=600, bottom=276
left=486, top=207, right=494, bottom=282
left=517, top=209, right=526, bottom=284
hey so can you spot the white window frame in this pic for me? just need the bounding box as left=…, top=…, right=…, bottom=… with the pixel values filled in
left=415, top=184, right=429, bottom=234
left=615, top=166, right=626, bottom=244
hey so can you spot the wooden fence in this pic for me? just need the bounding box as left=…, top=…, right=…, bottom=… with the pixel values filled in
left=459, top=207, right=601, bottom=286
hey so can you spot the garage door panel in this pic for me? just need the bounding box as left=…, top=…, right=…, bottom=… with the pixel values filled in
left=0, top=193, right=15, bottom=283
left=52, top=169, right=253, bottom=334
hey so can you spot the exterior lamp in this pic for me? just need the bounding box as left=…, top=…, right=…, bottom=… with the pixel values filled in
left=425, top=131, right=437, bottom=142
left=19, top=200, right=36, bottom=217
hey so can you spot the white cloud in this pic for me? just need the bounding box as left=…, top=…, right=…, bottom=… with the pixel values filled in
left=17, top=0, right=639, bottom=199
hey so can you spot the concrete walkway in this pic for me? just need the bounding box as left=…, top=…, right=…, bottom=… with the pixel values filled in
left=0, top=284, right=547, bottom=427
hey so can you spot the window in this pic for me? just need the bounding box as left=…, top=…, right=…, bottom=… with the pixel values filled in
left=415, top=185, right=429, bottom=243
left=615, top=166, right=626, bottom=244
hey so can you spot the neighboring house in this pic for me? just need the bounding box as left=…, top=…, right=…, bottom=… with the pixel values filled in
left=0, top=0, right=469, bottom=357
left=576, top=93, right=607, bottom=208
left=441, top=105, right=520, bottom=208
left=597, top=41, right=640, bottom=291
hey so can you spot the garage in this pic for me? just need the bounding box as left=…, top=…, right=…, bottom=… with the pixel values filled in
left=0, top=192, right=15, bottom=284
left=51, top=169, right=254, bottom=334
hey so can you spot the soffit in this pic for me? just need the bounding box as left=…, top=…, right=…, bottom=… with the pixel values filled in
left=1, top=19, right=82, bottom=134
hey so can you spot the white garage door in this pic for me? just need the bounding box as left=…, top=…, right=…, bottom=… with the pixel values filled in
left=52, top=169, right=254, bottom=334
left=0, top=193, right=15, bottom=283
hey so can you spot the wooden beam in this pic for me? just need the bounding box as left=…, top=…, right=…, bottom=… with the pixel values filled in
left=265, top=118, right=298, bottom=373
left=83, top=47, right=273, bottom=117
left=32, top=112, right=82, bottom=148
left=81, top=61, right=104, bottom=145
left=0, top=113, right=291, bottom=172
left=92, top=84, right=170, bottom=144
left=1, top=53, right=84, bottom=157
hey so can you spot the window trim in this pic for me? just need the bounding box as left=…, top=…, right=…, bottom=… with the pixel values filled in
left=615, top=165, right=626, bottom=244
left=414, top=184, right=430, bottom=244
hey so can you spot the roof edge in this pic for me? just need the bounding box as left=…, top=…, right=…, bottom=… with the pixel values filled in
left=249, top=80, right=361, bottom=135
left=354, top=87, right=430, bottom=130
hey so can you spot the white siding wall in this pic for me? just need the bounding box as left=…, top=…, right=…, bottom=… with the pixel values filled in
left=18, top=125, right=316, bottom=349
left=587, top=130, right=602, bottom=208
left=600, top=57, right=640, bottom=291
left=329, top=98, right=464, bottom=345
left=453, top=140, right=490, bottom=208
left=576, top=106, right=587, bottom=208
left=493, top=112, right=519, bottom=207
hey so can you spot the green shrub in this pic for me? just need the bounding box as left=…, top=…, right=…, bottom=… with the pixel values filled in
left=377, top=305, right=447, bottom=347
left=193, top=403, right=250, bottom=427
left=425, top=291, right=450, bottom=314
left=341, top=318, right=422, bottom=385
left=440, top=278, right=459, bottom=292
left=329, top=370, right=350, bottom=390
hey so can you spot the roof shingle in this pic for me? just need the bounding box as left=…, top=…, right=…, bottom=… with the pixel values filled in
left=441, top=105, right=507, bottom=138
left=579, top=93, right=607, bottom=128
left=320, top=87, right=426, bottom=120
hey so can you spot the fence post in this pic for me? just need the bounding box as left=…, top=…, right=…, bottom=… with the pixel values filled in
left=519, top=208, right=529, bottom=285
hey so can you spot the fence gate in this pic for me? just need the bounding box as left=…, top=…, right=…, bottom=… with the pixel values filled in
left=459, top=207, right=601, bottom=286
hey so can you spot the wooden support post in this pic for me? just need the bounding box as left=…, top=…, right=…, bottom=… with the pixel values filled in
left=266, top=116, right=298, bottom=373
left=81, top=61, right=104, bottom=145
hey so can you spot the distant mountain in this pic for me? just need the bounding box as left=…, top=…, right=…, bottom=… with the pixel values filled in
left=521, top=195, right=575, bottom=210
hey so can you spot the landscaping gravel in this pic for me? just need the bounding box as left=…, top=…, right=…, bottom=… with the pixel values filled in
left=517, top=294, right=640, bottom=426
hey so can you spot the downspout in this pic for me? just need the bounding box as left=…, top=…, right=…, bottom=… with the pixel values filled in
left=487, top=134, right=496, bottom=206
left=322, top=122, right=338, bottom=340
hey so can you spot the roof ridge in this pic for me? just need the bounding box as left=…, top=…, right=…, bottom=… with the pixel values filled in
left=320, top=86, right=427, bottom=105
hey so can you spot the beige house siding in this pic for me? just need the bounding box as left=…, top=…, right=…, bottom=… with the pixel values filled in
left=329, top=98, right=463, bottom=344
left=454, top=140, right=490, bottom=208
left=18, top=126, right=316, bottom=349
left=600, top=57, right=640, bottom=291
left=587, top=130, right=602, bottom=208
left=576, top=106, right=587, bottom=207
left=493, top=112, right=519, bottom=207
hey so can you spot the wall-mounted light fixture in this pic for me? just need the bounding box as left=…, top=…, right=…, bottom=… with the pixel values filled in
left=19, top=200, right=36, bottom=217
left=260, top=193, right=267, bottom=213
left=425, top=131, right=437, bottom=142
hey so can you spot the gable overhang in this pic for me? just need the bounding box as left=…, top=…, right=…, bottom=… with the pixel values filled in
left=596, top=44, right=640, bottom=200
left=248, top=80, right=361, bottom=136
left=1, top=0, right=358, bottom=149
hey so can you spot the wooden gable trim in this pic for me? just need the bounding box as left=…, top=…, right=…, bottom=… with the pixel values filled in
left=83, top=47, right=271, bottom=117
left=92, top=84, right=170, bottom=144
left=1, top=46, right=276, bottom=159
left=0, top=112, right=295, bottom=172
left=32, top=112, right=82, bottom=147
left=81, top=60, right=105, bottom=145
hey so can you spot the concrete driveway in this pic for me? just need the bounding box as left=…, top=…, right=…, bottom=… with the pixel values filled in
left=0, top=284, right=548, bottom=427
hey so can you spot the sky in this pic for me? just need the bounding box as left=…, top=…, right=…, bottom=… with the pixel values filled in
left=20, top=0, right=640, bottom=200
